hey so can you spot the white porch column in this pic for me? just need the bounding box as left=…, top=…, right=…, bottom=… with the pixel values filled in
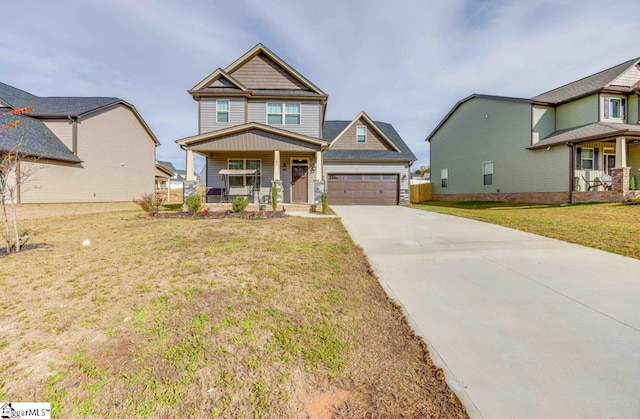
left=185, top=149, right=195, bottom=181
left=315, top=150, right=322, bottom=181
left=616, top=137, right=627, bottom=167
left=273, top=150, right=281, bottom=180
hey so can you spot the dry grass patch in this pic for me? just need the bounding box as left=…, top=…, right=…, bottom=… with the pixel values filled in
left=1, top=207, right=466, bottom=418
left=413, top=201, right=640, bottom=259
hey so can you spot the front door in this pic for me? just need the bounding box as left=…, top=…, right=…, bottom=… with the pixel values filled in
left=291, top=162, right=308, bottom=203
left=605, top=155, right=616, bottom=174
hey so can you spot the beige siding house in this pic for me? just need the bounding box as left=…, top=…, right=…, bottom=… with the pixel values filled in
left=178, top=44, right=415, bottom=205
left=0, top=82, right=160, bottom=203
left=428, top=57, right=640, bottom=203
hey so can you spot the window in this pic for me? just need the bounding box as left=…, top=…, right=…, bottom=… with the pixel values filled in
left=581, top=148, right=594, bottom=170
left=267, top=102, right=300, bottom=125
left=441, top=168, right=448, bottom=188
left=356, top=126, right=366, bottom=143
left=227, top=159, right=261, bottom=188
left=216, top=99, right=229, bottom=123
left=482, top=161, right=494, bottom=186
left=604, top=97, right=625, bottom=119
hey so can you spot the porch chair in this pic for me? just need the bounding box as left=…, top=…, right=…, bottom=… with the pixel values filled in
left=582, top=175, right=603, bottom=191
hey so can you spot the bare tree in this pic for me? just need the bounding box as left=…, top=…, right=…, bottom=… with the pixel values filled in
left=0, top=106, right=34, bottom=253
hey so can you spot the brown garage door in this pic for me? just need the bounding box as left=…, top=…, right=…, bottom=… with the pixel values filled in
left=327, top=174, right=399, bottom=205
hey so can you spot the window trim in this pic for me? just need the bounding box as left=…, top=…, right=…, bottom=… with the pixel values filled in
left=266, top=102, right=301, bottom=125
left=440, top=168, right=448, bottom=188
left=482, top=161, right=494, bottom=186
left=356, top=125, right=367, bottom=143
left=216, top=99, right=230, bottom=123
left=227, top=158, right=262, bottom=188
left=603, top=96, right=626, bottom=120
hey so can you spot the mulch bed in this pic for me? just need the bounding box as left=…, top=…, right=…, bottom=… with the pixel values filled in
left=152, top=210, right=286, bottom=219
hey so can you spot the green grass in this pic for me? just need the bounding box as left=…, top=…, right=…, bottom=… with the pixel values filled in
left=413, top=201, right=640, bottom=259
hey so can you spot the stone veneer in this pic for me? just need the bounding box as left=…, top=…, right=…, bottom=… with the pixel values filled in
left=400, top=188, right=409, bottom=204
left=313, top=180, right=325, bottom=204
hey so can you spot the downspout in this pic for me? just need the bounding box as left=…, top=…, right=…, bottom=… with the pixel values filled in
left=68, top=116, right=78, bottom=155
left=567, top=142, right=574, bottom=204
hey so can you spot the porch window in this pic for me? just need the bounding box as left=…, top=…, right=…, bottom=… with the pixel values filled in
left=227, top=159, right=261, bottom=188
left=441, top=168, right=448, bottom=188
left=267, top=102, right=300, bottom=125
left=356, top=126, right=366, bottom=143
left=482, top=161, right=494, bottom=186
left=604, top=97, right=625, bottom=120
left=581, top=148, right=594, bottom=170
left=216, top=99, right=229, bottom=123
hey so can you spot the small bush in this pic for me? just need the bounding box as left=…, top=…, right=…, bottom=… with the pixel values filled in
left=232, top=196, right=250, bottom=213
left=630, top=174, right=636, bottom=191
left=321, top=193, right=329, bottom=214
left=185, top=194, right=203, bottom=214
left=134, top=192, right=165, bottom=215
left=271, top=185, right=278, bottom=212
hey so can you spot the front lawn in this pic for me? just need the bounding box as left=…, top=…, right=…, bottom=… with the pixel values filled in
left=412, top=201, right=640, bottom=260
left=1, top=207, right=466, bottom=418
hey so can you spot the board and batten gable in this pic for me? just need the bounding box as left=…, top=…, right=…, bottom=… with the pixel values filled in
left=246, top=100, right=321, bottom=138
left=199, top=97, right=246, bottom=133
left=21, top=104, right=157, bottom=203
left=555, top=94, right=598, bottom=130
left=430, top=96, right=569, bottom=196
left=329, top=117, right=393, bottom=150
left=532, top=105, right=555, bottom=144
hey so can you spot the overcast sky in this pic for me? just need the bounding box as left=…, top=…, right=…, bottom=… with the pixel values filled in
left=2, top=1, right=639, bottom=171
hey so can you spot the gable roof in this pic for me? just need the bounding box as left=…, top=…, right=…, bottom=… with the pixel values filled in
left=327, top=111, right=401, bottom=152
left=426, top=94, right=532, bottom=142
left=533, top=57, right=640, bottom=104
left=0, top=113, right=80, bottom=163
left=323, top=118, right=416, bottom=162
left=528, top=122, right=640, bottom=150
left=190, top=44, right=327, bottom=100
left=156, top=160, right=177, bottom=176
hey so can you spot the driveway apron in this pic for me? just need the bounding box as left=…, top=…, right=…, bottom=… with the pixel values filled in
left=333, top=205, right=640, bottom=419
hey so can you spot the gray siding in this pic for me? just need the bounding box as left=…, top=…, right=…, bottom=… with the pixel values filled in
left=629, top=95, right=638, bottom=125
left=556, top=94, right=598, bottom=130
left=430, top=97, right=570, bottom=196
left=323, top=162, right=410, bottom=191
left=205, top=151, right=317, bottom=203
left=199, top=97, right=246, bottom=133
left=246, top=100, right=321, bottom=138
left=532, top=105, right=555, bottom=144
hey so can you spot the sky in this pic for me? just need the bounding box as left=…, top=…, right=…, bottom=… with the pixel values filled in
left=1, top=0, right=639, bottom=172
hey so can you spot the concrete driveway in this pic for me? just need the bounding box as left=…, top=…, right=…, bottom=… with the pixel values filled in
left=333, top=205, right=640, bottom=419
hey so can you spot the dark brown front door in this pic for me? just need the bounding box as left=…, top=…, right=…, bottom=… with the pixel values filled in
left=291, top=164, right=308, bottom=202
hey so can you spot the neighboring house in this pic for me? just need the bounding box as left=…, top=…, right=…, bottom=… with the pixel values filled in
left=427, top=58, right=640, bottom=204
left=176, top=44, right=415, bottom=205
left=0, top=82, right=159, bottom=203
left=155, top=161, right=174, bottom=190
left=157, top=161, right=185, bottom=190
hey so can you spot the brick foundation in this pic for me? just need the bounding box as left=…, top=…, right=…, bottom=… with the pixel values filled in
left=571, top=191, right=622, bottom=203
left=432, top=192, right=570, bottom=204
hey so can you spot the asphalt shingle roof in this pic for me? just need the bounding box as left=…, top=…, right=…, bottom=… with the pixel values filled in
left=0, top=113, right=80, bottom=162
left=323, top=120, right=416, bottom=161
left=533, top=58, right=640, bottom=104
left=528, top=122, right=640, bottom=150
left=0, top=82, right=121, bottom=117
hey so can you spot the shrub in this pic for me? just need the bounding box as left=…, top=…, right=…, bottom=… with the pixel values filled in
left=185, top=194, right=203, bottom=214
left=134, top=192, right=165, bottom=215
left=271, top=185, right=278, bottom=212
left=232, top=196, right=250, bottom=213
left=321, top=192, right=329, bottom=214
left=630, top=174, right=637, bottom=191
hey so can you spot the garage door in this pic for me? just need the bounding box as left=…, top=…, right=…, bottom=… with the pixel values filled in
left=327, top=174, right=399, bottom=205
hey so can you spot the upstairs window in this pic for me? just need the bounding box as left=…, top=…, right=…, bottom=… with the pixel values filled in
left=267, top=102, right=300, bottom=125
left=604, top=97, right=625, bottom=120
left=441, top=168, right=448, bottom=188
left=482, top=161, right=494, bottom=186
left=216, top=99, right=229, bottom=123
left=356, top=126, right=367, bottom=143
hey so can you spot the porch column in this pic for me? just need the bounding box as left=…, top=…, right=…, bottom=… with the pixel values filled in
left=273, top=150, right=280, bottom=180
left=185, top=149, right=195, bottom=181
left=616, top=137, right=627, bottom=168
left=315, top=150, right=322, bottom=181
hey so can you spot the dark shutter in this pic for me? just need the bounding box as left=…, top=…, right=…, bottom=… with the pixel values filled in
left=621, top=98, right=626, bottom=119
left=576, top=147, right=582, bottom=169
left=604, top=97, right=610, bottom=118
left=594, top=148, right=599, bottom=170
